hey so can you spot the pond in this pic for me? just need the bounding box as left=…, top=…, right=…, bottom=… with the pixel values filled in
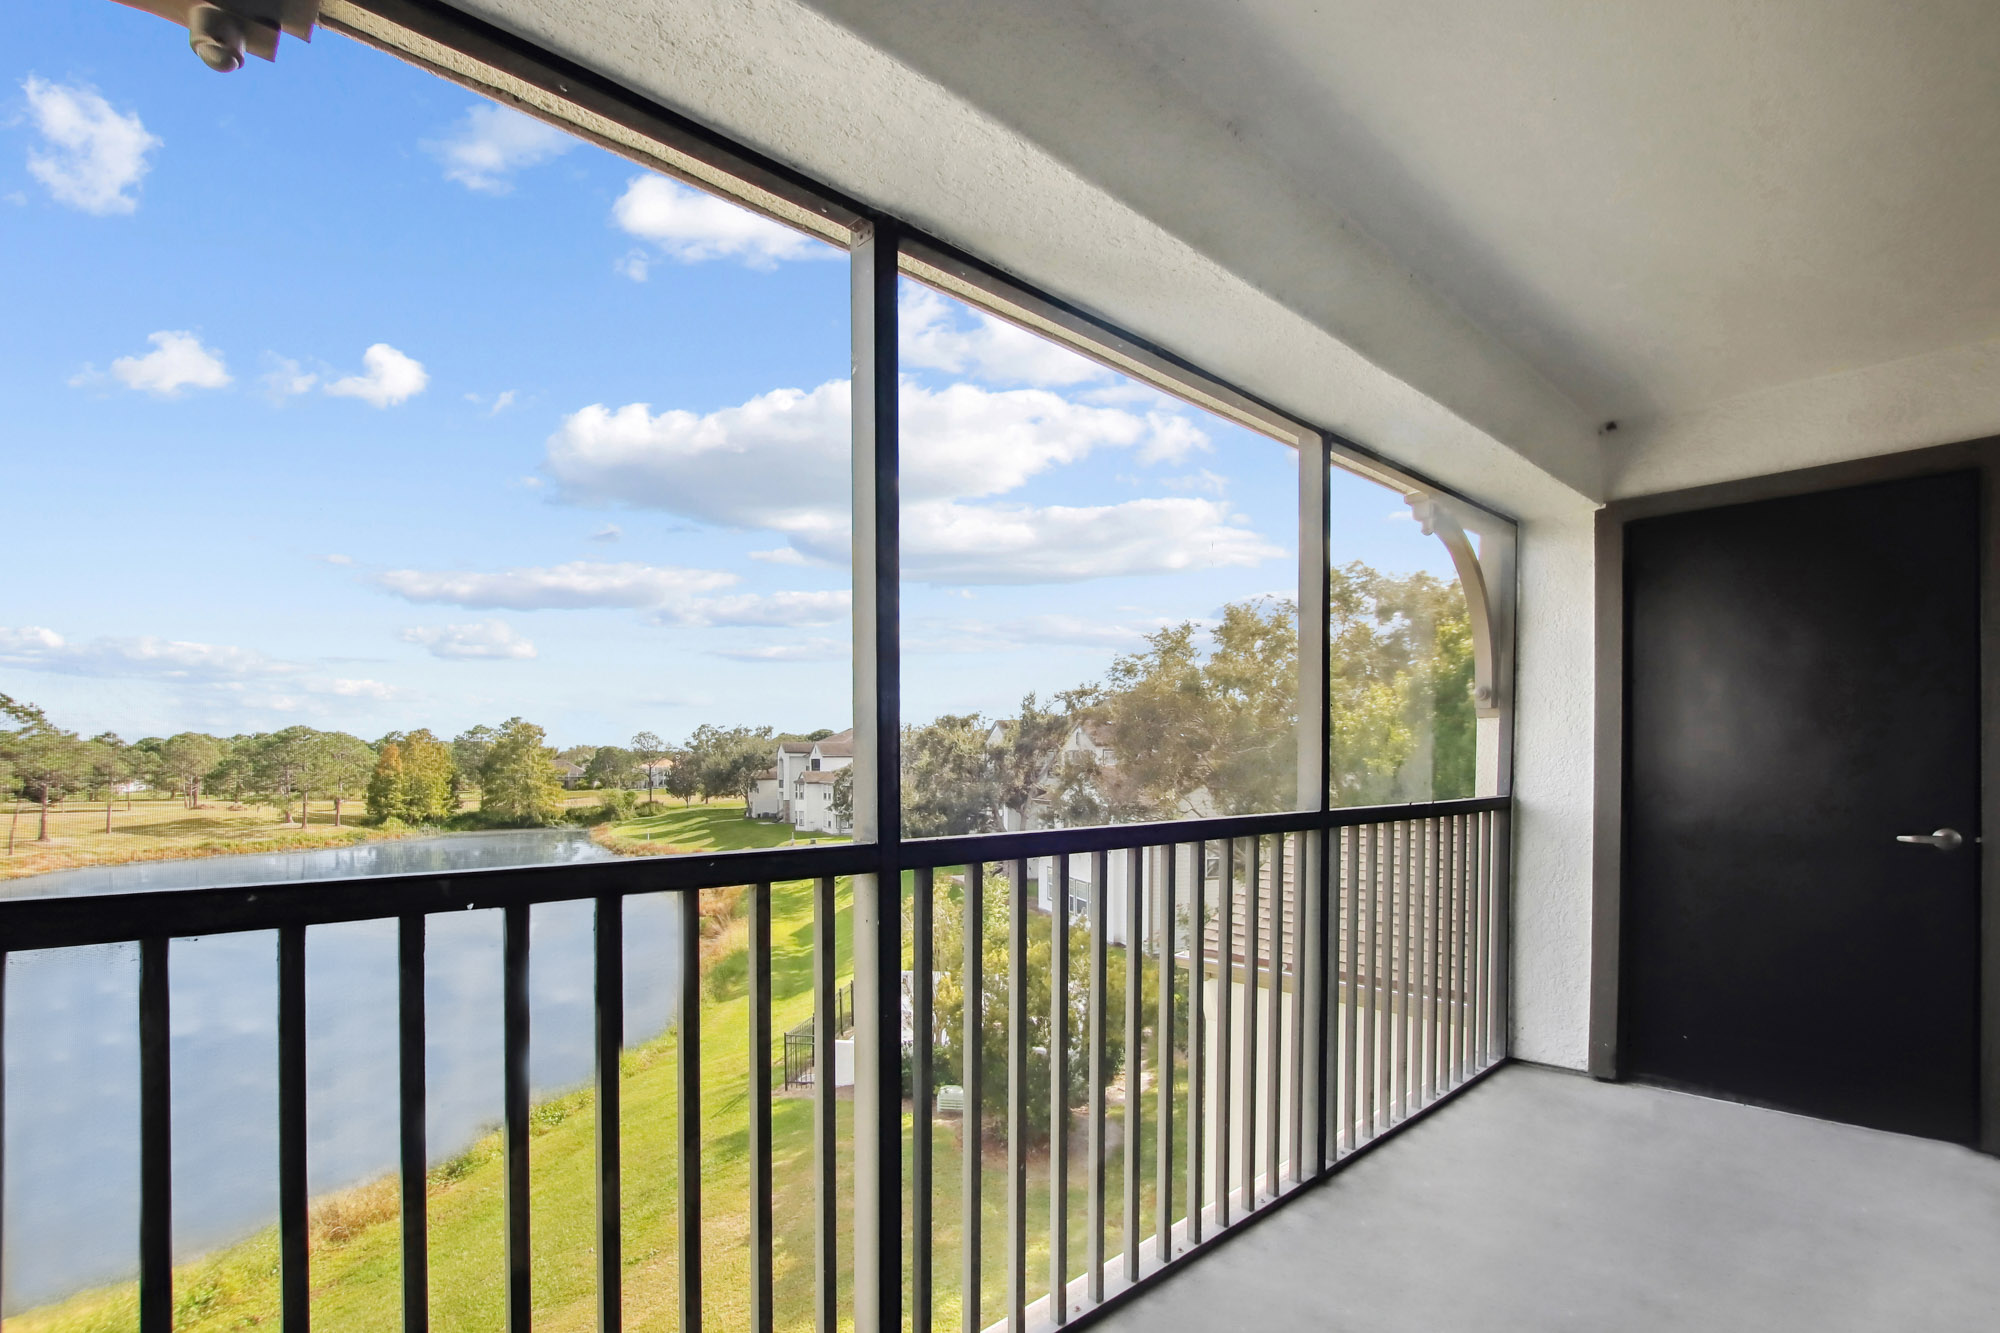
left=2, top=829, right=685, bottom=1311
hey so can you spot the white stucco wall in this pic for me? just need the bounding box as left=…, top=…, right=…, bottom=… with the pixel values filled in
left=1508, top=512, right=1597, bottom=1068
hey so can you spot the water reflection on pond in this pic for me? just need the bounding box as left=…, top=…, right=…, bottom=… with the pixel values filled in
left=2, top=830, right=683, bottom=1311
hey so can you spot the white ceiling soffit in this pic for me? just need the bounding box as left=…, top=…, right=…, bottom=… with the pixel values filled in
left=441, top=0, right=1602, bottom=521
left=808, top=0, right=2000, bottom=499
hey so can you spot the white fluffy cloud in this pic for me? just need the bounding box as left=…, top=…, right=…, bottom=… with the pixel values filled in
left=900, top=286, right=1108, bottom=388
left=611, top=174, right=828, bottom=268
left=425, top=103, right=573, bottom=193
left=99, top=330, right=231, bottom=397
left=711, top=637, right=849, bottom=662
left=326, top=344, right=428, bottom=407
left=898, top=497, right=1279, bottom=584
left=21, top=77, right=159, bottom=215
left=542, top=378, right=1260, bottom=583
left=0, top=625, right=400, bottom=705
left=378, top=561, right=734, bottom=611
left=375, top=560, right=846, bottom=628
left=400, top=619, right=538, bottom=660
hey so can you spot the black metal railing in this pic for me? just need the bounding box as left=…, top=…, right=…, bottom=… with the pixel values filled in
left=783, top=981, right=853, bottom=1088
left=0, top=795, right=1506, bottom=1332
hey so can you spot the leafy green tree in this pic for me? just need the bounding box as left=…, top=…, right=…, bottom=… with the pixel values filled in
left=584, top=745, right=640, bottom=790
left=900, top=713, right=998, bottom=837
left=686, top=723, right=775, bottom=804
left=831, top=765, right=854, bottom=827
left=1, top=698, right=89, bottom=843
left=629, top=730, right=666, bottom=805
left=85, top=733, right=133, bottom=830
left=450, top=724, right=499, bottom=801
left=479, top=718, right=565, bottom=826
left=661, top=745, right=700, bottom=806
left=1326, top=564, right=1473, bottom=804
left=927, top=868, right=1133, bottom=1143
left=309, top=732, right=377, bottom=827
left=159, top=732, right=223, bottom=809
left=367, top=730, right=456, bottom=824
left=2, top=694, right=88, bottom=847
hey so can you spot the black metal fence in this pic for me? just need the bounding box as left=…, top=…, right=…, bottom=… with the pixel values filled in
left=0, top=796, right=1506, bottom=1331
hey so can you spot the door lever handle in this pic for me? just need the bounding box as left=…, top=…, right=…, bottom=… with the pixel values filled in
left=1896, top=828, right=1965, bottom=852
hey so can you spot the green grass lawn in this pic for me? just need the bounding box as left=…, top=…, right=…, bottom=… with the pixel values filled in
left=595, top=800, right=849, bottom=855
left=14, top=808, right=1180, bottom=1332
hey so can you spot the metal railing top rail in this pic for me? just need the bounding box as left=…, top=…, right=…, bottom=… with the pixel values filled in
left=0, top=795, right=1506, bottom=953
left=902, top=795, right=1506, bottom=867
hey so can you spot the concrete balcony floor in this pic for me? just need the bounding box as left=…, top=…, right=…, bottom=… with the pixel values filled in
left=1096, top=1064, right=2000, bottom=1332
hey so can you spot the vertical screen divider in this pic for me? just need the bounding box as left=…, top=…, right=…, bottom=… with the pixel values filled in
left=1087, top=848, right=1108, bottom=1304
left=1241, top=837, right=1260, bottom=1216
left=1007, top=857, right=1029, bottom=1331
left=1122, top=846, right=1143, bottom=1283
left=1155, top=845, right=1175, bottom=1260
left=596, top=895, right=624, bottom=1333
left=1215, top=839, right=1233, bottom=1229
left=139, top=936, right=171, bottom=1333
left=750, top=882, right=775, bottom=1333
left=962, top=863, right=985, bottom=1333
left=503, top=905, right=530, bottom=1333
left=1265, top=836, right=1284, bottom=1195
left=813, top=876, right=837, bottom=1333
left=1187, top=842, right=1207, bottom=1245
left=677, top=891, right=702, bottom=1333
left=398, top=914, right=428, bottom=1333
left=1050, top=856, right=1070, bottom=1322
left=913, top=869, right=935, bottom=1333
left=278, top=925, right=308, bottom=1331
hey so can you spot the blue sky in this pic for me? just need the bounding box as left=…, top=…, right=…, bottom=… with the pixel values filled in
left=1, top=1, right=1455, bottom=748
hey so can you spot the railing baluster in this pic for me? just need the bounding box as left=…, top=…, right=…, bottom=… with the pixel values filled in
left=914, top=870, right=935, bottom=1333
left=962, top=864, right=985, bottom=1333
left=1352, top=820, right=1368, bottom=1144
left=597, top=896, right=625, bottom=1333
left=1007, top=857, right=1029, bottom=1330
left=1050, top=857, right=1069, bottom=1323
left=1087, top=848, right=1107, bottom=1303
left=1288, top=833, right=1307, bottom=1184
left=749, top=883, right=774, bottom=1333
left=1123, top=846, right=1142, bottom=1283
left=398, top=915, right=428, bottom=1333
left=677, top=891, right=702, bottom=1333
left=814, top=877, right=837, bottom=1333
left=279, top=925, right=308, bottom=1332
left=1476, top=811, right=1492, bottom=1069
left=1265, top=836, right=1283, bottom=1196
left=1464, top=808, right=1480, bottom=1080
left=1240, top=835, right=1259, bottom=1216
left=1186, top=841, right=1205, bottom=1247
left=1155, top=845, right=1174, bottom=1262
left=139, top=936, right=171, bottom=1333
left=1397, top=822, right=1415, bottom=1122
left=504, top=906, right=531, bottom=1333
left=1432, top=817, right=1447, bottom=1098
left=1214, top=838, right=1233, bottom=1229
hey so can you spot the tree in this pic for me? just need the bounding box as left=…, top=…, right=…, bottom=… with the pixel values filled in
left=1325, top=564, right=1474, bottom=804
left=479, top=717, right=565, bottom=826
left=368, top=730, right=457, bottom=824
left=927, top=867, right=1135, bottom=1143
left=630, top=731, right=666, bottom=805
left=900, top=713, right=999, bottom=838
left=309, top=732, right=377, bottom=827
left=830, top=765, right=853, bottom=828
left=661, top=745, right=700, bottom=806
left=450, top=724, right=499, bottom=801
left=239, top=728, right=321, bottom=826
left=85, top=733, right=133, bottom=832
left=159, top=732, right=223, bottom=809
left=584, top=745, right=640, bottom=791
left=0, top=696, right=89, bottom=844
left=685, top=724, right=774, bottom=805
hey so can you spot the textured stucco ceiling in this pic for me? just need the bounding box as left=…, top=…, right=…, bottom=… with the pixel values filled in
left=442, top=0, right=2000, bottom=499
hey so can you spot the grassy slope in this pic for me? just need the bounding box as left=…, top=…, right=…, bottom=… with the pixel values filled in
left=0, top=796, right=403, bottom=882
left=14, top=807, right=1175, bottom=1331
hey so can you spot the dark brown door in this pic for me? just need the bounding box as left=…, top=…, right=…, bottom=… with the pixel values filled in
left=1623, top=470, right=1981, bottom=1142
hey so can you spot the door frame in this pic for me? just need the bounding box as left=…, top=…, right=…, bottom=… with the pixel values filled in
left=1589, top=436, right=2000, bottom=1154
